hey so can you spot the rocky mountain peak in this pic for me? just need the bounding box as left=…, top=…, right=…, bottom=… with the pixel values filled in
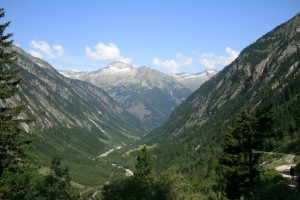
left=59, top=61, right=193, bottom=130
left=101, top=61, right=137, bottom=75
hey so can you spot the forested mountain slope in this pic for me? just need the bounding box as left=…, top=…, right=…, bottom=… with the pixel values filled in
left=146, top=13, right=300, bottom=171
left=11, top=46, right=146, bottom=159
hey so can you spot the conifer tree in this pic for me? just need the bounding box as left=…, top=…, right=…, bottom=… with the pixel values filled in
left=134, top=145, right=156, bottom=183
left=221, top=108, right=269, bottom=199
left=102, top=146, right=158, bottom=199
left=0, top=8, right=35, bottom=199
left=0, top=7, right=28, bottom=178
left=132, top=145, right=157, bottom=199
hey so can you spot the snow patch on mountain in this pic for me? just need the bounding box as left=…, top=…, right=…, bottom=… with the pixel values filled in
left=172, top=69, right=218, bottom=91
left=101, top=61, right=138, bottom=75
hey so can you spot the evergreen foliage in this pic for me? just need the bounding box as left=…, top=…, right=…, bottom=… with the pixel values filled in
left=36, top=157, right=79, bottom=200
left=220, top=108, right=274, bottom=199
left=102, top=146, right=158, bottom=199
left=0, top=161, right=36, bottom=199
left=0, top=8, right=36, bottom=199
left=102, top=146, right=207, bottom=199
left=134, top=145, right=156, bottom=182
left=143, top=13, right=300, bottom=200
left=0, top=7, right=24, bottom=178
left=0, top=9, right=80, bottom=199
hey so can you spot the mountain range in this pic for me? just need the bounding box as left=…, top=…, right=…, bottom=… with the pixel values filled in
left=59, top=62, right=215, bottom=130
left=11, top=46, right=146, bottom=160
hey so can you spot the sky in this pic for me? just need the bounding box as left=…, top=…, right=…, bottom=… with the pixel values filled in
left=1, top=0, right=300, bottom=74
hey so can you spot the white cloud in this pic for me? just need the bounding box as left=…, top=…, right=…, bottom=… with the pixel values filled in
left=85, top=42, right=132, bottom=63
left=152, top=53, right=193, bottom=74
left=199, top=47, right=239, bottom=69
left=29, top=50, right=43, bottom=58
left=52, top=45, right=64, bottom=57
left=30, top=40, right=65, bottom=59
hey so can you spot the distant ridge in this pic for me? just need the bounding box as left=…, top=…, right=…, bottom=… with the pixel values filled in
left=60, top=61, right=193, bottom=130
left=171, top=69, right=218, bottom=91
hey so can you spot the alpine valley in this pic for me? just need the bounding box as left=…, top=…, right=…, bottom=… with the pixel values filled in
left=2, top=10, right=300, bottom=200
left=59, top=62, right=216, bottom=130
left=8, top=45, right=216, bottom=187
left=10, top=45, right=148, bottom=185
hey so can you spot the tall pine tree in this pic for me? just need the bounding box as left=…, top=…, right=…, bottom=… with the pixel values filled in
left=134, top=145, right=156, bottom=183
left=220, top=107, right=272, bottom=199
left=0, top=9, right=34, bottom=200
left=0, top=7, right=28, bottom=178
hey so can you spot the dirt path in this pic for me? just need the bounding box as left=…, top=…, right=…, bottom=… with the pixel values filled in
left=276, top=164, right=299, bottom=196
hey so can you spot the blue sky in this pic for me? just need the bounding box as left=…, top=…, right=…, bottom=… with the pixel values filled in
left=1, top=1, right=299, bottom=74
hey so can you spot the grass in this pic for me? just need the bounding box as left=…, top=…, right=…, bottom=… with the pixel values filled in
left=38, top=166, right=51, bottom=175
left=26, top=127, right=143, bottom=188
left=33, top=150, right=134, bottom=187
left=259, top=151, right=297, bottom=168
left=97, top=137, right=110, bottom=144
left=124, top=144, right=158, bottom=156
left=120, top=131, right=141, bottom=140
left=37, top=165, right=86, bottom=192
left=26, top=129, right=160, bottom=195
left=70, top=181, right=85, bottom=190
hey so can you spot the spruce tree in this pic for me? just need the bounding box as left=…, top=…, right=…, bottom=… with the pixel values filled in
left=133, top=145, right=157, bottom=199
left=134, top=145, right=156, bottom=183
left=221, top=108, right=267, bottom=199
left=0, top=7, right=27, bottom=178
left=0, top=8, right=35, bottom=199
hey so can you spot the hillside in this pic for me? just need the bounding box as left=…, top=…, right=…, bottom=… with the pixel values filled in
left=60, top=61, right=192, bottom=130
left=11, top=45, right=147, bottom=163
left=145, top=13, right=300, bottom=175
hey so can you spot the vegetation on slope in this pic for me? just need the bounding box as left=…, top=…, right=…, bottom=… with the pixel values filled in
left=142, top=13, right=300, bottom=199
